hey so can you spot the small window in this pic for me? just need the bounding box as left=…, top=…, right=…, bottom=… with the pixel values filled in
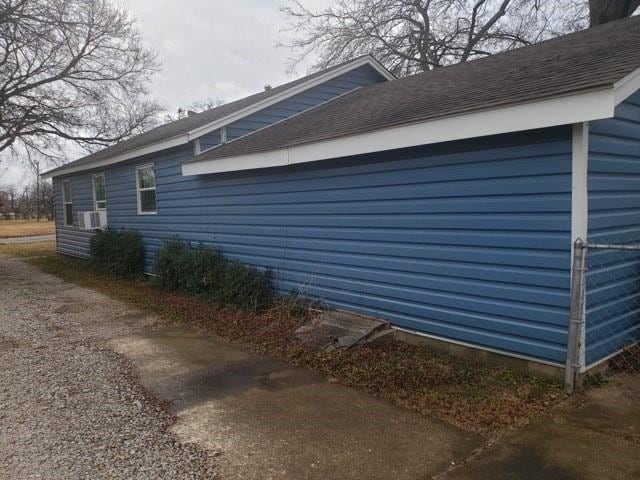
left=93, top=174, right=107, bottom=210
left=62, top=180, right=73, bottom=226
left=136, top=164, right=157, bottom=214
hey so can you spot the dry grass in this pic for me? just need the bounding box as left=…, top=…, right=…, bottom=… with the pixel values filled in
left=0, top=220, right=54, bottom=238
left=0, top=240, right=55, bottom=257
left=1, top=242, right=565, bottom=437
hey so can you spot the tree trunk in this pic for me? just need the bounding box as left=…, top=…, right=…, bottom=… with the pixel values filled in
left=590, top=0, right=640, bottom=26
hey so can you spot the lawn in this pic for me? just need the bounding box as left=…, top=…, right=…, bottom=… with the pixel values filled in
left=0, top=220, right=54, bottom=238
left=0, top=240, right=565, bottom=437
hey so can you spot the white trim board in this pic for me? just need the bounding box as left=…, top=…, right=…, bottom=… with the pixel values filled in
left=183, top=88, right=614, bottom=176
left=42, top=56, right=393, bottom=179
left=571, top=122, right=589, bottom=247
left=614, top=66, right=640, bottom=106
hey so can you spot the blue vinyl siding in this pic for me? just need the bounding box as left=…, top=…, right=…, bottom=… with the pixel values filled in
left=53, top=173, right=96, bottom=258
left=199, top=129, right=221, bottom=151
left=53, top=64, right=386, bottom=260
left=586, top=91, right=640, bottom=366
left=104, top=127, right=572, bottom=364
left=224, top=65, right=384, bottom=142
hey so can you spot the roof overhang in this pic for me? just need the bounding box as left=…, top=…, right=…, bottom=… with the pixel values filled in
left=182, top=86, right=619, bottom=176
left=42, top=55, right=394, bottom=179
left=42, top=135, right=188, bottom=179
left=185, top=55, right=394, bottom=141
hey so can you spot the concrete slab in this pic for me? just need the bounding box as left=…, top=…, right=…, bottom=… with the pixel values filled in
left=295, top=310, right=389, bottom=350
left=440, top=375, right=640, bottom=480
left=110, top=328, right=481, bottom=480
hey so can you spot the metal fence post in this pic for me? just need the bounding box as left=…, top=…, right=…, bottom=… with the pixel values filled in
left=565, top=238, right=587, bottom=393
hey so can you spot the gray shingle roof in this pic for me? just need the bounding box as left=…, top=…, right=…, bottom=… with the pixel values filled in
left=45, top=56, right=380, bottom=176
left=192, top=16, right=640, bottom=163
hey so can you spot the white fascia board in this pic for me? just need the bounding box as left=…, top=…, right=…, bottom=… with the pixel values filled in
left=182, top=88, right=615, bottom=176
left=186, top=56, right=394, bottom=141
left=614, top=66, right=640, bottom=105
left=42, top=135, right=187, bottom=179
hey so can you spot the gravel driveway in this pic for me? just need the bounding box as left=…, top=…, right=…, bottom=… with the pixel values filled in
left=0, top=254, right=218, bottom=479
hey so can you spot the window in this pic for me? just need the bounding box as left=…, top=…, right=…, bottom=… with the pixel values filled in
left=136, top=164, right=156, bottom=214
left=62, top=180, right=73, bottom=226
left=93, top=174, right=106, bottom=210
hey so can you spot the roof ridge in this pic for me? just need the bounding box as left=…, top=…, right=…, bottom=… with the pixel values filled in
left=186, top=54, right=377, bottom=121
left=198, top=84, right=365, bottom=156
left=388, top=15, right=640, bottom=85
left=187, top=17, right=640, bottom=167
left=44, top=55, right=388, bottom=177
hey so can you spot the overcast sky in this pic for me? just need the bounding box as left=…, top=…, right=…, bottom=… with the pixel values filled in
left=1, top=0, right=329, bottom=187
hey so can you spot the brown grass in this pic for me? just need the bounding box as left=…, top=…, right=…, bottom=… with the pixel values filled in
left=1, top=241, right=565, bottom=438
left=0, top=220, right=54, bottom=238
left=0, top=240, right=55, bottom=257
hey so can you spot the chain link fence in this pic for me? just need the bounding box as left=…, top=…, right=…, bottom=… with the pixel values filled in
left=566, top=238, right=640, bottom=395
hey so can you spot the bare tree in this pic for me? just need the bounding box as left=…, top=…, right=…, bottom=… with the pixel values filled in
left=590, top=0, right=640, bottom=25
left=164, top=97, right=225, bottom=123
left=282, top=0, right=591, bottom=76
left=0, top=0, right=161, bottom=167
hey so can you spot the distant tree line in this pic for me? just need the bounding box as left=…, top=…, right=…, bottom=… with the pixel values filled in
left=0, top=180, right=54, bottom=221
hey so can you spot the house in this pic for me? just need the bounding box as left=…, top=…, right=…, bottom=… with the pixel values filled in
left=43, top=16, right=640, bottom=378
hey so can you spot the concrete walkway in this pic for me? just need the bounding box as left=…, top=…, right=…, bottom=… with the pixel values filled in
left=0, top=234, right=55, bottom=244
left=0, top=253, right=481, bottom=480
left=110, top=329, right=480, bottom=479
left=2, top=252, right=639, bottom=479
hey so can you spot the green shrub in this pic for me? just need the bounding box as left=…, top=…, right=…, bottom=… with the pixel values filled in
left=89, top=227, right=145, bottom=278
left=154, top=239, right=273, bottom=311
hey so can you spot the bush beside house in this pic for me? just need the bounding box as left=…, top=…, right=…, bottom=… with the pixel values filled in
left=89, top=228, right=145, bottom=278
left=154, top=239, right=273, bottom=311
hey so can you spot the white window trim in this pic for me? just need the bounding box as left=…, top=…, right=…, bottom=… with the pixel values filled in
left=136, top=164, right=157, bottom=215
left=220, top=126, right=227, bottom=144
left=92, top=173, right=107, bottom=211
left=62, top=179, right=73, bottom=226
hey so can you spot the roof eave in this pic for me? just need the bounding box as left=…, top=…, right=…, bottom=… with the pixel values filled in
left=182, top=86, right=618, bottom=177
left=42, top=56, right=394, bottom=179
left=42, top=134, right=188, bottom=179
left=185, top=55, right=394, bottom=141
left=614, top=65, right=640, bottom=105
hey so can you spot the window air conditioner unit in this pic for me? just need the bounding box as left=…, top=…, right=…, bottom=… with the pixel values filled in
left=78, top=211, right=107, bottom=230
